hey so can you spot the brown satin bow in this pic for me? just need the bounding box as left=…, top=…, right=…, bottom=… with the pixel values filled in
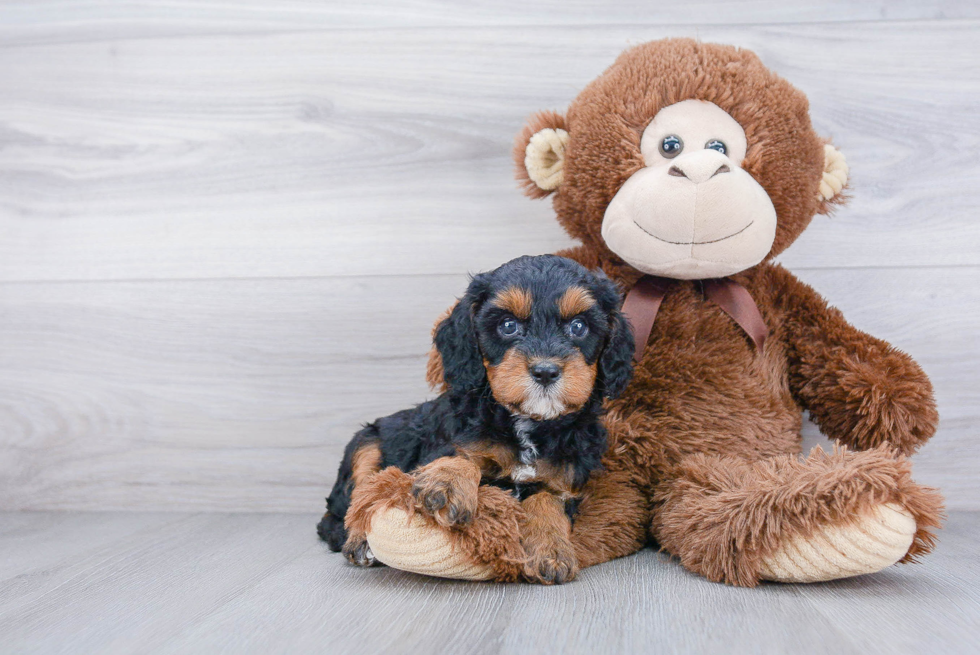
left=621, top=275, right=768, bottom=362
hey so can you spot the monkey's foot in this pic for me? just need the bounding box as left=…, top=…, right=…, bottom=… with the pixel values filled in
left=351, top=467, right=525, bottom=582
left=367, top=507, right=496, bottom=581
left=759, top=502, right=916, bottom=583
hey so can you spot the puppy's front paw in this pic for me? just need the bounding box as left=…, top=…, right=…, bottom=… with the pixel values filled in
left=522, top=542, right=578, bottom=585
left=342, top=534, right=380, bottom=567
left=411, top=459, right=479, bottom=528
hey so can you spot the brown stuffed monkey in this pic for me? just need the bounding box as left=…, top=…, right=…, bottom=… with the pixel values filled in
left=345, top=38, right=944, bottom=587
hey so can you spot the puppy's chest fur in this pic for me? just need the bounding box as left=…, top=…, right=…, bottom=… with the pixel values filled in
left=511, top=417, right=540, bottom=482
left=457, top=413, right=604, bottom=499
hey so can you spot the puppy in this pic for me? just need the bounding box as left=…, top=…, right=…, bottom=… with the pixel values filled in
left=317, top=254, right=634, bottom=584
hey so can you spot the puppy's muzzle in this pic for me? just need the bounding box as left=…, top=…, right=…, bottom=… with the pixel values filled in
left=529, top=361, right=561, bottom=387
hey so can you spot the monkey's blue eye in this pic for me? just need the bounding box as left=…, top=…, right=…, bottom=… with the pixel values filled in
left=498, top=317, right=521, bottom=337
left=659, top=135, right=683, bottom=158
left=567, top=318, right=589, bottom=338
left=705, top=139, right=727, bottom=155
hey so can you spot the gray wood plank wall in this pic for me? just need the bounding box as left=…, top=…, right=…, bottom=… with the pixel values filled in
left=1, top=2, right=978, bottom=512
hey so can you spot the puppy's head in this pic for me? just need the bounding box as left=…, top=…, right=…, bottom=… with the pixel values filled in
left=435, top=255, right=634, bottom=420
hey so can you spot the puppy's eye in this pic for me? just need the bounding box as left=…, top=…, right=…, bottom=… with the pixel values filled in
left=567, top=318, right=589, bottom=338
left=705, top=139, right=727, bottom=155
left=660, top=135, right=683, bottom=158
left=498, top=317, right=522, bottom=337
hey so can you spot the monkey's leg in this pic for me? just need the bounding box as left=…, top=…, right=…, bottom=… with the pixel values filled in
left=653, top=448, right=944, bottom=586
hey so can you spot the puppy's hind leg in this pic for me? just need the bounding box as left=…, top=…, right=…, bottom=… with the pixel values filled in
left=342, top=530, right=381, bottom=567
left=317, top=512, right=348, bottom=552
left=318, top=436, right=383, bottom=552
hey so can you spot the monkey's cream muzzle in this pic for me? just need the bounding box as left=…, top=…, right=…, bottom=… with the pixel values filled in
left=601, top=100, right=778, bottom=280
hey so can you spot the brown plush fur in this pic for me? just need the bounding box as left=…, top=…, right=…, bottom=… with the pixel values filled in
left=387, top=38, right=944, bottom=586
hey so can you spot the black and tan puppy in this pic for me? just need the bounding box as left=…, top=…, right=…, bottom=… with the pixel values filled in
left=317, top=254, right=634, bottom=583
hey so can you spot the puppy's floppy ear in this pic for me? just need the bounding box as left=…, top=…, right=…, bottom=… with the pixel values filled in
left=434, top=273, right=491, bottom=393
left=593, top=274, right=635, bottom=400
left=515, top=111, right=568, bottom=199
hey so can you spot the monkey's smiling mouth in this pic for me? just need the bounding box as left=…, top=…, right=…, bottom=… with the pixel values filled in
left=632, top=220, right=755, bottom=245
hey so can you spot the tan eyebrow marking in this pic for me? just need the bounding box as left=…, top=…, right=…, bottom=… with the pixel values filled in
left=491, top=286, right=533, bottom=319
left=557, top=287, right=595, bottom=318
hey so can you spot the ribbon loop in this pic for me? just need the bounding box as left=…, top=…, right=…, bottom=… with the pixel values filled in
left=621, top=276, right=673, bottom=363
left=622, top=275, right=768, bottom=362
left=702, top=278, right=768, bottom=353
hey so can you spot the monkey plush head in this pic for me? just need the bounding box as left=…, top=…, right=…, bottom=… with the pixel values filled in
left=517, top=38, right=848, bottom=280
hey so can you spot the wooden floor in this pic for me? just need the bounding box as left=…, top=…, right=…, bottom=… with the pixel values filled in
left=1, top=511, right=978, bottom=654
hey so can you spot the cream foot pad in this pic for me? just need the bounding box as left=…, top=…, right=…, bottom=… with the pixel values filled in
left=759, top=502, right=916, bottom=583
left=366, top=507, right=495, bottom=581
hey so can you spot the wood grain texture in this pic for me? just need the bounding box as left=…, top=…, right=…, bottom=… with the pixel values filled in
left=2, top=510, right=978, bottom=654
left=1, top=0, right=977, bottom=40
left=0, top=20, right=978, bottom=282
left=1, top=267, right=975, bottom=512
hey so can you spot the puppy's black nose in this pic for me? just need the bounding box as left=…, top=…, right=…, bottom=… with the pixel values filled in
left=530, top=362, right=561, bottom=387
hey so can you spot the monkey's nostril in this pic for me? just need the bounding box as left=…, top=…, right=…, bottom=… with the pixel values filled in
left=668, top=165, right=687, bottom=178
left=712, top=164, right=731, bottom=177
left=529, top=362, right=562, bottom=387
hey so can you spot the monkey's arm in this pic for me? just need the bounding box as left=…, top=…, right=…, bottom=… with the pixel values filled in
left=766, top=265, right=938, bottom=456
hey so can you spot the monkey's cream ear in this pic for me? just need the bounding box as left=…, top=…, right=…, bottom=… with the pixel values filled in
left=818, top=144, right=849, bottom=202
left=525, top=128, right=569, bottom=190
left=515, top=111, right=568, bottom=198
